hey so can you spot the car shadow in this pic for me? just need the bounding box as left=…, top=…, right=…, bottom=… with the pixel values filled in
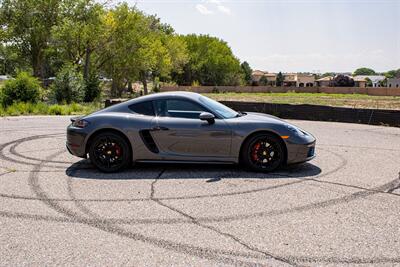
left=65, top=160, right=321, bottom=180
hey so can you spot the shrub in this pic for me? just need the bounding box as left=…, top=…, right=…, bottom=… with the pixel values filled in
left=48, top=105, right=64, bottom=115
left=332, top=75, right=355, bottom=87
left=259, top=76, right=269, bottom=86
left=1, top=72, right=42, bottom=106
left=84, top=73, right=101, bottom=102
left=0, top=102, right=101, bottom=116
left=52, top=65, right=84, bottom=104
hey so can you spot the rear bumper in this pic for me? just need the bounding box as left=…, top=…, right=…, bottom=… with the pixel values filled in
left=66, top=126, right=87, bottom=158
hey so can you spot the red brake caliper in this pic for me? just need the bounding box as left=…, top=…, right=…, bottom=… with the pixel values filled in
left=114, top=144, right=121, bottom=156
left=252, top=143, right=261, bottom=161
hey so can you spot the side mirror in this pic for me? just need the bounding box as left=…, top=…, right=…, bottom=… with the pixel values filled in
left=199, top=112, right=215, bottom=124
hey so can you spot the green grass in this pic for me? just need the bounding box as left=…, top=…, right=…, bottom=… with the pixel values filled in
left=0, top=102, right=102, bottom=116
left=205, top=92, right=400, bottom=110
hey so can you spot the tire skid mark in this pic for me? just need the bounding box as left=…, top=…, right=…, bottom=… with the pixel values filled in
left=3, top=140, right=399, bottom=226
left=0, top=210, right=74, bottom=223
left=0, top=136, right=347, bottom=204
left=28, top=151, right=270, bottom=266
left=150, top=170, right=297, bottom=266
left=0, top=134, right=70, bottom=169
left=318, top=143, right=400, bottom=152
left=10, top=141, right=69, bottom=164
left=65, top=161, right=108, bottom=219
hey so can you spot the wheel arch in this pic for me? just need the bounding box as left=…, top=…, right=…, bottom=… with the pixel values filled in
left=239, top=130, right=288, bottom=164
left=85, top=128, right=132, bottom=158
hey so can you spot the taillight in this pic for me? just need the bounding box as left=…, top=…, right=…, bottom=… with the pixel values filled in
left=72, top=119, right=89, bottom=128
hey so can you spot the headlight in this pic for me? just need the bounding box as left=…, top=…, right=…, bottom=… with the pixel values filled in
left=72, top=119, right=89, bottom=128
left=285, top=124, right=305, bottom=136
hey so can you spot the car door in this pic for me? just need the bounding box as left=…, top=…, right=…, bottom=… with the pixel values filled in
left=151, top=98, right=232, bottom=159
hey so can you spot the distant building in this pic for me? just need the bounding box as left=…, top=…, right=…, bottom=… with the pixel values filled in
left=354, top=75, right=385, bottom=87
left=315, top=76, right=333, bottom=87
left=251, top=71, right=315, bottom=87
left=296, top=74, right=315, bottom=87
left=387, top=78, right=400, bottom=88
left=283, top=73, right=297, bottom=87
left=251, top=70, right=276, bottom=86
left=353, top=76, right=367, bottom=88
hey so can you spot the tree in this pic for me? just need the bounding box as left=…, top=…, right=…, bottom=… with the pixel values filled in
left=385, top=69, right=400, bottom=78
left=52, top=64, right=84, bottom=103
left=276, top=72, right=284, bottom=86
left=321, top=72, right=336, bottom=78
left=174, top=34, right=244, bottom=86
left=0, top=43, right=26, bottom=75
left=332, top=75, right=355, bottom=87
left=365, top=77, right=373, bottom=87
left=353, top=67, right=376, bottom=76
left=240, top=61, right=252, bottom=85
left=51, top=0, right=106, bottom=80
left=0, top=0, right=61, bottom=78
left=99, top=4, right=187, bottom=96
left=259, top=76, right=268, bottom=86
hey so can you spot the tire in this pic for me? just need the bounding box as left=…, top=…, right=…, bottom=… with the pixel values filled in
left=89, top=132, right=131, bottom=173
left=241, top=133, right=285, bottom=172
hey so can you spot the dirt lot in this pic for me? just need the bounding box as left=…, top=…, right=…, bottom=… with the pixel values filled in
left=206, top=92, right=400, bottom=110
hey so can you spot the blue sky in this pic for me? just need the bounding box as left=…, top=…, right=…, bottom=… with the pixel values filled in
left=129, top=0, right=399, bottom=73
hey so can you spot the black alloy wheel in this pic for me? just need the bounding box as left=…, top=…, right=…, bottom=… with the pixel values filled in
left=89, top=132, right=131, bottom=173
left=242, top=133, right=285, bottom=172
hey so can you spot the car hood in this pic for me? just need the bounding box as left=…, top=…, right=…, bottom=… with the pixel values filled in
left=233, top=112, right=286, bottom=124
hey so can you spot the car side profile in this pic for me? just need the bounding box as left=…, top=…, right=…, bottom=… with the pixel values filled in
left=66, top=92, right=316, bottom=172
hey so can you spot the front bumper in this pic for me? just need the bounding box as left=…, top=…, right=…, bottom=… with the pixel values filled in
left=66, top=125, right=87, bottom=158
left=286, top=140, right=316, bottom=164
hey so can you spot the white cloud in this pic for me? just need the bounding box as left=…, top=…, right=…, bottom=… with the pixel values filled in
left=217, top=5, right=231, bottom=15
left=196, top=4, right=213, bottom=15
left=206, top=0, right=221, bottom=4
left=196, top=0, right=232, bottom=16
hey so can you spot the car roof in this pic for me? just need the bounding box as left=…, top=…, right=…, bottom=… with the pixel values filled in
left=134, top=91, right=202, bottom=102
left=100, top=91, right=203, bottom=114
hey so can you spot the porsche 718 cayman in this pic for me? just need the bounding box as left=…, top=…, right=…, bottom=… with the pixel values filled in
left=67, top=92, right=316, bottom=172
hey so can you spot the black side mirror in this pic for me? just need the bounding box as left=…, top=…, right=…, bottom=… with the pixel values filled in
left=199, top=112, right=215, bottom=124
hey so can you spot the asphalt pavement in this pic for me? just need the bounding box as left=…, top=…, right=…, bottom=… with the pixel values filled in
left=0, top=116, right=399, bottom=266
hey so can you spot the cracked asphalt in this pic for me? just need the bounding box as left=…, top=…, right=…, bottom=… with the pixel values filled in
left=0, top=116, right=400, bottom=266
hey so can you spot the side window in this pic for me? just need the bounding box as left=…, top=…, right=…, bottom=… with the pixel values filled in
left=156, top=99, right=207, bottom=119
left=129, top=101, right=154, bottom=116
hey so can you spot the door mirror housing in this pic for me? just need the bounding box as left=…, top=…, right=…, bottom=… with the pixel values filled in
left=199, top=112, right=215, bottom=124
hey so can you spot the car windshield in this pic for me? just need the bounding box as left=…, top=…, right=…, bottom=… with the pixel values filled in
left=198, top=96, right=239, bottom=119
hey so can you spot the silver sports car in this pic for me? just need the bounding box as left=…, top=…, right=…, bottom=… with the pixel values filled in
left=67, top=92, right=316, bottom=172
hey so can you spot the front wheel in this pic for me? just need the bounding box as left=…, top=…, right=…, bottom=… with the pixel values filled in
left=89, top=132, right=131, bottom=173
left=241, top=133, right=285, bottom=172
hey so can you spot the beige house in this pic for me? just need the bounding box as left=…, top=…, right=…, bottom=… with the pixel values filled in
left=353, top=76, right=367, bottom=87
left=388, top=78, right=400, bottom=88
left=315, top=76, right=333, bottom=87
left=354, top=75, right=385, bottom=87
left=251, top=71, right=316, bottom=87
left=283, top=73, right=297, bottom=87
left=296, top=74, right=315, bottom=87
left=251, top=70, right=276, bottom=86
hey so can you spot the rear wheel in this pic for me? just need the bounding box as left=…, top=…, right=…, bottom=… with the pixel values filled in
left=89, top=132, right=131, bottom=173
left=241, top=133, right=285, bottom=172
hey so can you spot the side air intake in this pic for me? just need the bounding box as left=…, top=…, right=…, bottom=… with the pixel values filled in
left=139, top=130, right=159, bottom=153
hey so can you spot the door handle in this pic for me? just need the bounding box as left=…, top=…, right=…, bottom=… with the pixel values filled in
left=151, top=126, right=169, bottom=131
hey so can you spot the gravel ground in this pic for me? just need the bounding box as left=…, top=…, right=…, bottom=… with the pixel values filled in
left=0, top=116, right=399, bottom=266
